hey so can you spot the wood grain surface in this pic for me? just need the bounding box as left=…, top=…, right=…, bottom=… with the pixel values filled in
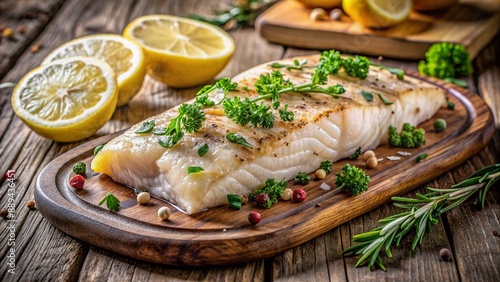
left=256, top=0, right=500, bottom=59
left=34, top=65, right=494, bottom=266
left=0, top=0, right=499, bottom=281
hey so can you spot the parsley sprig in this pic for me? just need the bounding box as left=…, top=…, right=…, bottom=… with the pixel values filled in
left=98, top=192, right=120, bottom=212
left=342, top=164, right=500, bottom=271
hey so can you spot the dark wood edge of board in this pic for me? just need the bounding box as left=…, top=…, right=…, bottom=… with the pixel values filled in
left=34, top=70, right=495, bottom=266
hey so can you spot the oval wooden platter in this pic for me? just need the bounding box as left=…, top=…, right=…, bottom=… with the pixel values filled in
left=35, top=71, right=494, bottom=266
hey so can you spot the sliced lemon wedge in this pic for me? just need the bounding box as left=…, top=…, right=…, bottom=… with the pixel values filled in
left=123, top=14, right=235, bottom=88
left=343, top=0, right=412, bottom=28
left=11, top=57, right=118, bottom=142
left=42, top=34, right=145, bottom=106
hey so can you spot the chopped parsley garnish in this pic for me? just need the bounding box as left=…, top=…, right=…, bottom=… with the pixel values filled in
left=152, top=126, right=167, bottom=135
left=335, top=164, right=370, bottom=196
left=226, top=132, right=253, bottom=149
left=388, top=123, right=426, bottom=148
left=350, top=147, right=362, bottom=159
left=135, top=120, right=155, bottom=134
left=98, top=192, right=120, bottom=212
left=319, top=160, right=333, bottom=174
left=248, top=178, right=287, bottom=208
left=295, top=172, right=311, bottom=184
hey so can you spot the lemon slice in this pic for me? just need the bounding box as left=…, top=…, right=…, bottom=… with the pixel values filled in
left=343, top=0, right=411, bottom=28
left=42, top=34, right=145, bottom=106
left=123, top=15, right=235, bottom=88
left=11, top=57, right=118, bottom=142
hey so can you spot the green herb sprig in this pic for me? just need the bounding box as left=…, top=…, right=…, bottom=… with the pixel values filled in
left=335, top=164, right=370, bottom=195
left=342, top=164, right=500, bottom=271
left=388, top=123, right=426, bottom=148
left=98, top=192, right=120, bottom=212
left=295, top=172, right=311, bottom=184
left=248, top=178, right=287, bottom=208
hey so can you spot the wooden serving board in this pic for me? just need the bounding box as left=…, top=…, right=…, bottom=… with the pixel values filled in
left=34, top=71, right=494, bottom=266
left=256, top=0, right=500, bottom=59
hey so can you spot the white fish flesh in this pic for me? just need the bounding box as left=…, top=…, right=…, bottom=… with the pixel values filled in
left=91, top=55, right=446, bottom=214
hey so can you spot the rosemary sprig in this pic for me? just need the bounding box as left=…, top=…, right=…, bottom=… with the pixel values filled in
left=342, top=163, right=500, bottom=271
left=189, top=0, right=277, bottom=30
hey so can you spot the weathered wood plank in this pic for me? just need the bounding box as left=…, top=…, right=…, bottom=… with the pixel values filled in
left=0, top=0, right=282, bottom=280
left=78, top=247, right=266, bottom=282
left=0, top=0, right=65, bottom=79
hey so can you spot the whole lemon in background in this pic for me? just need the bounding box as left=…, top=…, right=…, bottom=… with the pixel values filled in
left=343, top=0, right=412, bottom=29
left=413, top=0, right=458, bottom=11
left=11, top=57, right=118, bottom=142
left=296, top=0, right=343, bottom=8
left=123, top=15, right=235, bottom=88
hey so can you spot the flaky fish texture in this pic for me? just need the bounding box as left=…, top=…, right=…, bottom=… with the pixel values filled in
left=91, top=55, right=446, bottom=214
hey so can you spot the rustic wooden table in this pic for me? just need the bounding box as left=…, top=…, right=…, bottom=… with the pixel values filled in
left=0, top=0, right=499, bottom=281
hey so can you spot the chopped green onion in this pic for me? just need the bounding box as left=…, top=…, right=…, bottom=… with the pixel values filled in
left=416, top=153, right=428, bottom=163
left=188, top=166, right=204, bottom=174
left=361, top=90, right=373, bottom=102
left=227, top=194, right=242, bottom=210
left=94, top=144, right=104, bottom=156
left=197, top=144, right=209, bottom=157
left=377, top=93, right=393, bottom=105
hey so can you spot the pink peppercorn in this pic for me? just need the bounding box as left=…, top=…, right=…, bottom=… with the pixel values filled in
left=248, top=211, right=262, bottom=225
left=293, top=189, right=307, bottom=203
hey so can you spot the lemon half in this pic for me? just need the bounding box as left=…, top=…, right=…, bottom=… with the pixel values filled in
left=42, top=34, right=145, bottom=106
left=12, top=57, right=118, bottom=142
left=123, top=15, right=235, bottom=88
left=343, top=0, right=411, bottom=29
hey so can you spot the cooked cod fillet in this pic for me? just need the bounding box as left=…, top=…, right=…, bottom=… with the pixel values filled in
left=91, top=55, right=446, bottom=214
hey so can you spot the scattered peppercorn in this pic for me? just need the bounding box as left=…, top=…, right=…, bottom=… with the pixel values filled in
left=280, top=188, right=293, bottom=201
left=315, top=203, right=321, bottom=207
left=158, top=206, right=171, bottom=220
left=30, top=42, right=43, bottom=53
left=493, top=230, right=498, bottom=236
left=0, top=208, right=8, bottom=218
left=362, top=150, right=376, bottom=161
left=17, top=25, right=26, bottom=34
left=315, top=169, right=326, bottom=179
left=256, top=193, right=269, bottom=208
left=310, top=8, right=328, bottom=21
left=248, top=211, right=261, bottom=225
left=330, top=9, right=343, bottom=21
left=366, top=156, right=378, bottom=169
left=72, top=162, right=86, bottom=177
left=434, top=118, right=447, bottom=132
left=69, top=175, right=85, bottom=190
left=293, top=189, right=307, bottom=203
left=137, top=192, right=150, bottom=205
left=439, top=248, right=452, bottom=261
left=26, top=200, right=35, bottom=210
left=3, top=28, right=13, bottom=38
left=241, top=195, right=248, bottom=205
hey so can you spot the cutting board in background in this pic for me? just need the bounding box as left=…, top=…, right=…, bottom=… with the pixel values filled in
left=256, top=0, right=500, bottom=59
